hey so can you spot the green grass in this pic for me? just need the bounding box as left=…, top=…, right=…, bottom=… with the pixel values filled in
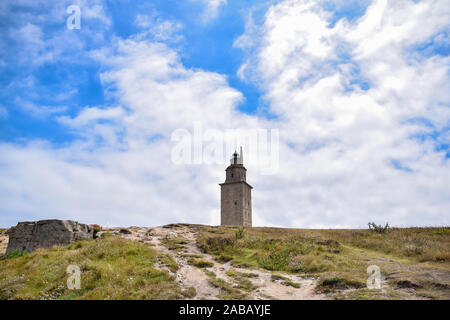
left=0, top=235, right=183, bottom=300
left=160, top=237, right=188, bottom=251
left=188, top=258, right=214, bottom=268
left=270, top=274, right=301, bottom=288
left=315, top=227, right=450, bottom=263
left=158, top=253, right=179, bottom=273
left=2, top=249, right=28, bottom=260
left=317, top=276, right=364, bottom=292
left=207, top=275, right=247, bottom=300
left=196, top=226, right=356, bottom=275
left=181, top=287, right=197, bottom=298
left=225, top=269, right=258, bottom=291
left=196, top=225, right=450, bottom=299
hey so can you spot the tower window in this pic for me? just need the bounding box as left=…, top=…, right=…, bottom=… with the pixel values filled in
left=231, top=173, right=233, bottom=178
left=234, top=201, right=237, bottom=205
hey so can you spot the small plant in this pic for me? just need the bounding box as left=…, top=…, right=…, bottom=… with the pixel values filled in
left=283, top=280, right=301, bottom=288
left=318, top=276, right=363, bottom=292
left=2, top=249, right=27, bottom=260
left=182, top=287, right=197, bottom=298
left=91, top=224, right=102, bottom=232
left=90, top=224, right=102, bottom=238
left=235, top=227, right=246, bottom=240
left=215, top=253, right=233, bottom=263
left=271, top=274, right=288, bottom=282
left=119, top=228, right=132, bottom=234
left=258, top=251, right=290, bottom=271
left=158, top=253, right=179, bottom=273
left=161, top=237, right=188, bottom=251
left=188, top=258, right=214, bottom=268
left=368, top=222, right=389, bottom=234
left=207, top=275, right=247, bottom=299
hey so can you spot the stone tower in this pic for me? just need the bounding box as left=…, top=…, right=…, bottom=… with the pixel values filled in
left=220, top=147, right=252, bottom=227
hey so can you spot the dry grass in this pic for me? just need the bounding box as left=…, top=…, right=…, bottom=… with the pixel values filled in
left=0, top=234, right=183, bottom=300
left=196, top=225, right=450, bottom=299
left=188, top=258, right=214, bottom=268
left=158, top=253, right=179, bottom=273
left=312, top=227, right=450, bottom=263
left=160, top=236, right=188, bottom=251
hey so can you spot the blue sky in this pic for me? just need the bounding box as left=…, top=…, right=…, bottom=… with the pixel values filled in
left=0, top=0, right=449, bottom=228
left=0, top=0, right=376, bottom=145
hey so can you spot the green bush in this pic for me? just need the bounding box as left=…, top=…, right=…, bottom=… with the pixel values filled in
left=235, top=227, right=246, bottom=240
left=258, top=251, right=290, bottom=271
left=189, top=258, right=214, bottom=268
left=368, top=222, right=389, bottom=234
left=2, top=249, right=27, bottom=260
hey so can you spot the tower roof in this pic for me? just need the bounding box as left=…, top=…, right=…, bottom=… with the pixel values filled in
left=230, top=146, right=244, bottom=165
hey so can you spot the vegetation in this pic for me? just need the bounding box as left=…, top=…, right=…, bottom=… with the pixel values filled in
left=270, top=274, right=301, bottom=288
left=196, top=225, right=450, bottom=299
left=226, top=269, right=258, bottom=291
left=2, top=249, right=28, bottom=260
left=158, top=253, right=179, bottom=273
left=1, top=224, right=448, bottom=300
left=160, top=237, right=188, bottom=251
left=368, top=222, right=389, bottom=234
left=204, top=270, right=247, bottom=300
left=188, top=258, right=214, bottom=268
left=181, top=286, right=197, bottom=298
left=235, top=227, right=246, bottom=240
left=0, top=235, right=183, bottom=300
left=318, top=276, right=363, bottom=292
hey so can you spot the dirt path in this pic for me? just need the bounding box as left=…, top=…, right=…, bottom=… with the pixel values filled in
left=110, top=225, right=328, bottom=300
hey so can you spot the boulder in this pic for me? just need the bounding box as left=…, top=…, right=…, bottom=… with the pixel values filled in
left=6, top=219, right=94, bottom=254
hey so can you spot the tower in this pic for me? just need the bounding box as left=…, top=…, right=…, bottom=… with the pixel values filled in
left=220, top=147, right=253, bottom=227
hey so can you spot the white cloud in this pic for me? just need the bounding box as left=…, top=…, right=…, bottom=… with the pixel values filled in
left=233, top=0, right=450, bottom=227
left=16, top=98, right=68, bottom=118
left=134, top=13, right=183, bottom=42
left=0, top=0, right=449, bottom=229
left=0, top=38, right=269, bottom=228
left=191, top=0, right=227, bottom=23
left=0, top=0, right=111, bottom=69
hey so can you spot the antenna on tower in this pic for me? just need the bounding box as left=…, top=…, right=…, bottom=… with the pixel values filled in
left=240, top=146, right=243, bottom=164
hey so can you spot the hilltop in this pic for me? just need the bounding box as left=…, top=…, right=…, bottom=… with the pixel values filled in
left=0, top=224, right=449, bottom=300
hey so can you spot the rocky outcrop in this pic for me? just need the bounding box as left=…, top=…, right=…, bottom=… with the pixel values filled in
left=6, top=220, right=94, bottom=254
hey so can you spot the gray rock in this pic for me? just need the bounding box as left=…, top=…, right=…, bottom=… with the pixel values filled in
left=6, top=220, right=94, bottom=254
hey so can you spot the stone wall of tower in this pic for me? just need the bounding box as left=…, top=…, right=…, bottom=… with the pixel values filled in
left=220, top=172, right=252, bottom=227
left=220, top=150, right=253, bottom=227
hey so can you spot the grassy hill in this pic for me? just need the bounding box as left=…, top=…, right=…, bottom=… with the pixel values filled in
left=0, top=225, right=449, bottom=300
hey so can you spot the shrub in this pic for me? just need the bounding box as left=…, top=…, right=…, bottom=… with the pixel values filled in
left=119, top=228, right=132, bottom=235
left=189, top=258, right=214, bottom=268
left=2, top=249, right=27, bottom=260
left=182, top=287, right=197, bottom=298
left=319, top=276, right=363, bottom=291
left=198, top=236, right=235, bottom=253
left=283, top=280, right=301, bottom=288
left=215, top=254, right=233, bottom=263
left=258, top=251, right=290, bottom=271
left=368, top=222, right=389, bottom=234
left=90, top=224, right=102, bottom=239
left=158, top=253, right=179, bottom=273
left=235, top=227, right=246, bottom=240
